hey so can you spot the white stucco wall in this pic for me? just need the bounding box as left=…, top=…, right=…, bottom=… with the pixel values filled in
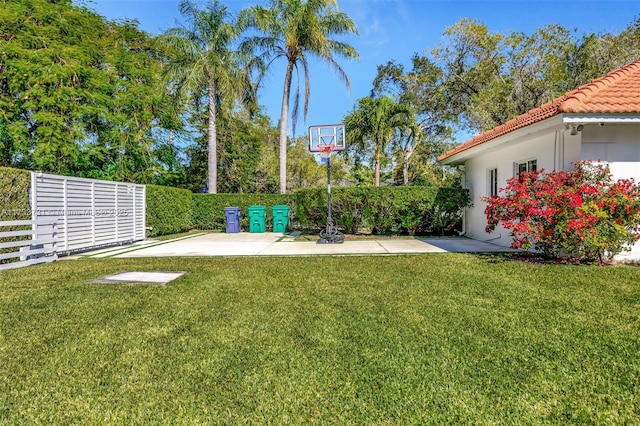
left=581, top=124, right=640, bottom=262
left=460, top=121, right=640, bottom=261
left=463, top=126, right=575, bottom=246
left=581, top=124, right=640, bottom=177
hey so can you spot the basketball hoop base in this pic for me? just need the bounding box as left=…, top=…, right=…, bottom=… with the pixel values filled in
left=317, top=218, right=344, bottom=244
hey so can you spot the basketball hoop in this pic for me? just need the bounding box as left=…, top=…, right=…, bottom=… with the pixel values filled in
left=308, top=124, right=346, bottom=244
left=317, top=143, right=334, bottom=163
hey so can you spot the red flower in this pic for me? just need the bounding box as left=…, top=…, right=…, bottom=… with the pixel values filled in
left=481, top=160, right=640, bottom=262
left=570, top=194, right=582, bottom=208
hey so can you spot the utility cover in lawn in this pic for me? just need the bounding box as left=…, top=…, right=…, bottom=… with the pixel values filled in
left=91, top=271, right=185, bottom=285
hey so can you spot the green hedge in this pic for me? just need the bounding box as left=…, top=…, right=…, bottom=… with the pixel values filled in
left=0, top=167, right=32, bottom=264
left=433, top=187, right=474, bottom=235
left=147, top=186, right=469, bottom=237
left=0, top=168, right=469, bottom=238
left=294, top=186, right=470, bottom=235
left=192, top=193, right=294, bottom=231
left=146, top=185, right=193, bottom=237
left=0, top=167, right=31, bottom=221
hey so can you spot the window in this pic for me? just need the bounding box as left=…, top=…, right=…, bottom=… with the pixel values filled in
left=515, top=159, right=537, bottom=178
left=488, top=168, right=498, bottom=197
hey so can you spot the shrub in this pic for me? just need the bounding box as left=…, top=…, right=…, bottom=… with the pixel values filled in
left=433, top=186, right=472, bottom=235
left=146, top=185, right=193, bottom=237
left=0, top=167, right=32, bottom=264
left=144, top=185, right=469, bottom=237
left=294, top=186, right=469, bottom=235
left=0, top=167, right=31, bottom=220
left=483, top=161, right=640, bottom=264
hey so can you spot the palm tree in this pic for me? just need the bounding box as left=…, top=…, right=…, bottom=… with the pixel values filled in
left=239, top=0, right=359, bottom=194
left=345, top=96, right=413, bottom=186
left=157, top=0, right=253, bottom=193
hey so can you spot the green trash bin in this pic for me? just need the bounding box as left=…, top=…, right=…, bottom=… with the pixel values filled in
left=248, top=205, right=266, bottom=233
left=272, top=205, right=290, bottom=233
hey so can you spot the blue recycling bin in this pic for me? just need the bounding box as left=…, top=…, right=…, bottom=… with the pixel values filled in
left=248, top=205, right=266, bottom=233
left=271, top=205, right=290, bottom=233
left=224, top=207, right=240, bottom=233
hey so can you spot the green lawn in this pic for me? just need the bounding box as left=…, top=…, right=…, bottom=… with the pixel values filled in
left=1, top=255, right=639, bottom=424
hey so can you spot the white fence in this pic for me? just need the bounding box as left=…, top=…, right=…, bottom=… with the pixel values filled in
left=31, top=173, right=145, bottom=254
left=0, top=219, right=58, bottom=270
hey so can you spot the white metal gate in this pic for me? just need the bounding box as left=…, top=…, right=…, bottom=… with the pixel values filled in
left=0, top=218, right=58, bottom=270
left=31, top=172, right=145, bottom=253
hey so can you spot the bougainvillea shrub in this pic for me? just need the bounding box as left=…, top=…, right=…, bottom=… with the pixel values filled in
left=483, top=161, right=640, bottom=264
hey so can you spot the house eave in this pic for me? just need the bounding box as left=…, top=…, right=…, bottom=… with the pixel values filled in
left=562, top=113, right=640, bottom=124
left=440, top=115, right=565, bottom=166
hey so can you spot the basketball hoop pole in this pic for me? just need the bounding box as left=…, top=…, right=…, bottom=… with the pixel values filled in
left=317, top=147, right=344, bottom=244
left=326, top=152, right=332, bottom=227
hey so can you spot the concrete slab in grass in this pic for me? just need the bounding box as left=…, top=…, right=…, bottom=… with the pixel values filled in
left=92, top=271, right=186, bottom=285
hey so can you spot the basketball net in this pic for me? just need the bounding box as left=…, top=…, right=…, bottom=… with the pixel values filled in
left=318, top=143, right=334, bottom=163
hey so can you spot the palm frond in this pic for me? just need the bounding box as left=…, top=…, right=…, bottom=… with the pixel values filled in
left=301, top=56, right=311, bottom=122
left=325, top=39, right=359, bottom=59
left=319, top=10, right=358, bottom=36
left=318, top=55, right=351, bottom=92
left=291, top=64, right=301, bottom=136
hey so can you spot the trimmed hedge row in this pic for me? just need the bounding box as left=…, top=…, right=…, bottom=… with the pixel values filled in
left=0, top=167, right=31, bottom=221
left=145, top=185, right=193, bottom=237
left=4, top=168, right=470, bottom=238
left=145, top=185, right=470, bottom=237
left=0, top=167, right=32, bottom=264
left=192, top=193, right=294, bottom=231
left=294, top=186, right=469, bottom=235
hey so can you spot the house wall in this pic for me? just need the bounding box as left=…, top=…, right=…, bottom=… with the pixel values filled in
left=463, top=128, right=565, bottom=246
left=462, top=125, right=586, bottom=246
left=581, top=123, right=640, bottom=261
left=581, top=124, right=640, bottom=179
left=462, top=122, right=640, bottom=261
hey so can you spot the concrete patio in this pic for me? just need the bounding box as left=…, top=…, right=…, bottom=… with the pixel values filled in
left=76, top=232, right=516, bottom=258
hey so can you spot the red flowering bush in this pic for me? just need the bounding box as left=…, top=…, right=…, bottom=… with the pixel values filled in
left=483, top=161, right=640, bottom=264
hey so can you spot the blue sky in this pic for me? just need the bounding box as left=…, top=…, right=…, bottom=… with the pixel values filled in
left=85, top=0, right=640, bottom=138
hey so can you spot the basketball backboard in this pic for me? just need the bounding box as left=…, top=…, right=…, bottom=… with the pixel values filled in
left=308, top=124, right=346, bottom=152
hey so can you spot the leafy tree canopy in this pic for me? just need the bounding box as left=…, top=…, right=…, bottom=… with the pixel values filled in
left=0, top=0, right=180, bottom=182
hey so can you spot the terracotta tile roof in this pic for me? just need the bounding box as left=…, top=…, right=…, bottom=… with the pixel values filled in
left=439, top=59, right=640, bottom=162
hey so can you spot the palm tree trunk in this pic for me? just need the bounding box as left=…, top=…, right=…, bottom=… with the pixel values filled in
left=279, top=60, right=295, bottom=194
left=208, top=79, right=217, bottom=194
left=375, top=155, right=381, bottom=187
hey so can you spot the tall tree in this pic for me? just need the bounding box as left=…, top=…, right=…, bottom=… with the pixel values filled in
left=431, top=18, right=507, bottom=132
left=345, top=96, right=412, bottom=187
left=395, top=121, right=422, bottom=186
left=286, top=136, right=325, bottom=189
left=157, top=0, right=253, bottom=193
left=90, top=19, right=182, bottom=183
left=431, top=18, right=640, bottom=133
left=239, top=0, right=359, bottom=194
left=0, top=0, right=107, bottom=173
left=566, top=17, right=640, bottom=90
left=373, top=55, right=453, bottom=184
left=0, top=0, right=177, bottom=182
